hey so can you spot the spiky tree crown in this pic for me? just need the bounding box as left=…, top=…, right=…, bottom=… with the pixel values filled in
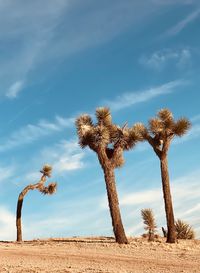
left=175, top=219, right=195, bottom=239
left=141, top=208, right=157, bottom=231
left=134, top=109, right=191, bottom=154
left=40, top=164, right=52, bottom=177
left=149, top=109, right=191, bottom=139
left=76, top=107, right=139, bottom=167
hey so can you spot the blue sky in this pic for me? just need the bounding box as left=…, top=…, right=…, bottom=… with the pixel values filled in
left=0, top=0, right=200, bottom=240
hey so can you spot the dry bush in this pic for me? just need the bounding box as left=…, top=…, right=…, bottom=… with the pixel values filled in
left=141, top=208, right=157, bottom=241
left=175, top=219, right=195, bottom=239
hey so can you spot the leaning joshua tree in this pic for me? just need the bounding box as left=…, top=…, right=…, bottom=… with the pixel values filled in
left=76, top=107, right=139, bottom=244
left=16, top=164, right=57, bottom=242
left=141, top=208, right=157, bottom=241
left=134, top=109, right=191, bottom=243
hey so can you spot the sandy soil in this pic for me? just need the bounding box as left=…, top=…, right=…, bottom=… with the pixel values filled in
left=0, top=237, right=199, bottom=273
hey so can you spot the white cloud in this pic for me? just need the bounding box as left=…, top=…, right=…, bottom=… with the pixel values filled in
left=14, top=138, right=85, bottom=186
left=0, top=115, right=74, bottom=152
left=41, top=140, right=85, bottom=175
left=104, top=80, right=186, bottom=111
left=121, top=189, right=161, bottom=206
left=165, top=8, right=200, bottom=37
left=6, top=80, right=24, bottom=99
left=140, top=49, right=191, bottom=70
left=0, top=206, right=15, bottom=240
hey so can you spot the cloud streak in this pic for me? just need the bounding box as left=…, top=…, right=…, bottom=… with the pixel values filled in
left=6, top=80, right=25, bottom=99
left=140, top=48, right=191, bottom=71
left=0, top=115, right=74, bottom=152
left=165, top=8, right=200, bottom=37
left=104, top=80, right=187, bottom=111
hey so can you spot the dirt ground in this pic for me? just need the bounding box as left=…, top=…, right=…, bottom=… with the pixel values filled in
left=0, top=237, right=199, bottom=273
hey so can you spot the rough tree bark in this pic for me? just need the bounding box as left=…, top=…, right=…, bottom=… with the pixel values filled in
left=16, top=176, right=46, bottom=242
left=97, top=149, right=128, bottom=244
left=160, top=157, right=176, bottom=243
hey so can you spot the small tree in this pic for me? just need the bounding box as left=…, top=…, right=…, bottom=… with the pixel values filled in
left=175, top=219, right=195, bottom=239
left=134, top=109, right=191, bottom=243
left=141, top=208, right=157, bottom=241
left=76, top=107, right=139, bottom=244
left=16, top=164, right=57, bottom=242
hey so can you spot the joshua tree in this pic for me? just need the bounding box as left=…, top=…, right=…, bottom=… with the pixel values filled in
left=175, top=219, right=195, bottom=239
left=141, top=208, right=157, bottom=241
left=76, top=107, right=139, bottom=244
left=134, top=109, right=191, bottom=243
left=16, top=164, right=57, bottom=242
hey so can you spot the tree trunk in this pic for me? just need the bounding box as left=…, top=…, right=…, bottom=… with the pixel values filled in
left=148, top=230, right=154, bottom=241
left=16, top=192, right=24, bottom=242
left=16, top=185, right=35, bottom=242
left=103, top=166, right=128, bottom=244
left=96, top=148, right=128, bottom=244
left=160, top=157, right=176, bottom=243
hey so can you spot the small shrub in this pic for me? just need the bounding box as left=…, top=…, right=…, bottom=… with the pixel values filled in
left=175, top=219, right=195, bottom=239
left=141, top=208, right=157, bottom=241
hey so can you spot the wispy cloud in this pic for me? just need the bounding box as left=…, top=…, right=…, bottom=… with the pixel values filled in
left=0, top=115, right=74, bottom=152
left=104, top=80, right=187, bottom=111
left=14, top=138, right=86, bottom=187
left=165, top=8, right=200, bottom=37
left=0, top=0, right=68, bottom=98
left=0, top=165, right=15, bottom=182
left=40, top=139, right=85, bottom=175
left=140, top=48, right=191, bottom=70
left=152, top=0, right=197, bottom=6
left=6, top=80, right=24, bottom=99
left=0, top=1, right=187, bottom=99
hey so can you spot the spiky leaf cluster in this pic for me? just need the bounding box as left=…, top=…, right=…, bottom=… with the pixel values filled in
left=41, top=164, right=52, bottom=177
left=76, top=107, right=139, bottom=153
left=148, top=109, right=191, bottom=139
left=39, top=182, right=57, bottom=195
left=141, top=208, right=157, bottom=231
left=132, top=123, right=148, bottom=140
left=96, top=107, right=112, bottom=126
left=175, top=219, right=195, bottom=239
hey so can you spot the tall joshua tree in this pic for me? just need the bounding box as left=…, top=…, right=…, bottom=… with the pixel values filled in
left=76, top=107, right=139, bottom=244
left=134, top=109, right=191, bottom=243
left=16, top=164, right=57, bottom=242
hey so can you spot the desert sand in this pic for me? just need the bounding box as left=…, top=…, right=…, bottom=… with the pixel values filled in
left=0, top=237, right=199, bottom=273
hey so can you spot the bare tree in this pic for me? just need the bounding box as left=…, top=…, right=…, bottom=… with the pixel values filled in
left=76, top=107, right=139, bottom=244
left=16, top=164, right=57, bottom=242
left=141, top=208, right=157, bottom=241
left=134, top=109, right=191, bottom=243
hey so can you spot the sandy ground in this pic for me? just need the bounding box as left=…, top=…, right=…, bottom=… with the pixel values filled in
left=0, top=237, right=200, bottom=273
